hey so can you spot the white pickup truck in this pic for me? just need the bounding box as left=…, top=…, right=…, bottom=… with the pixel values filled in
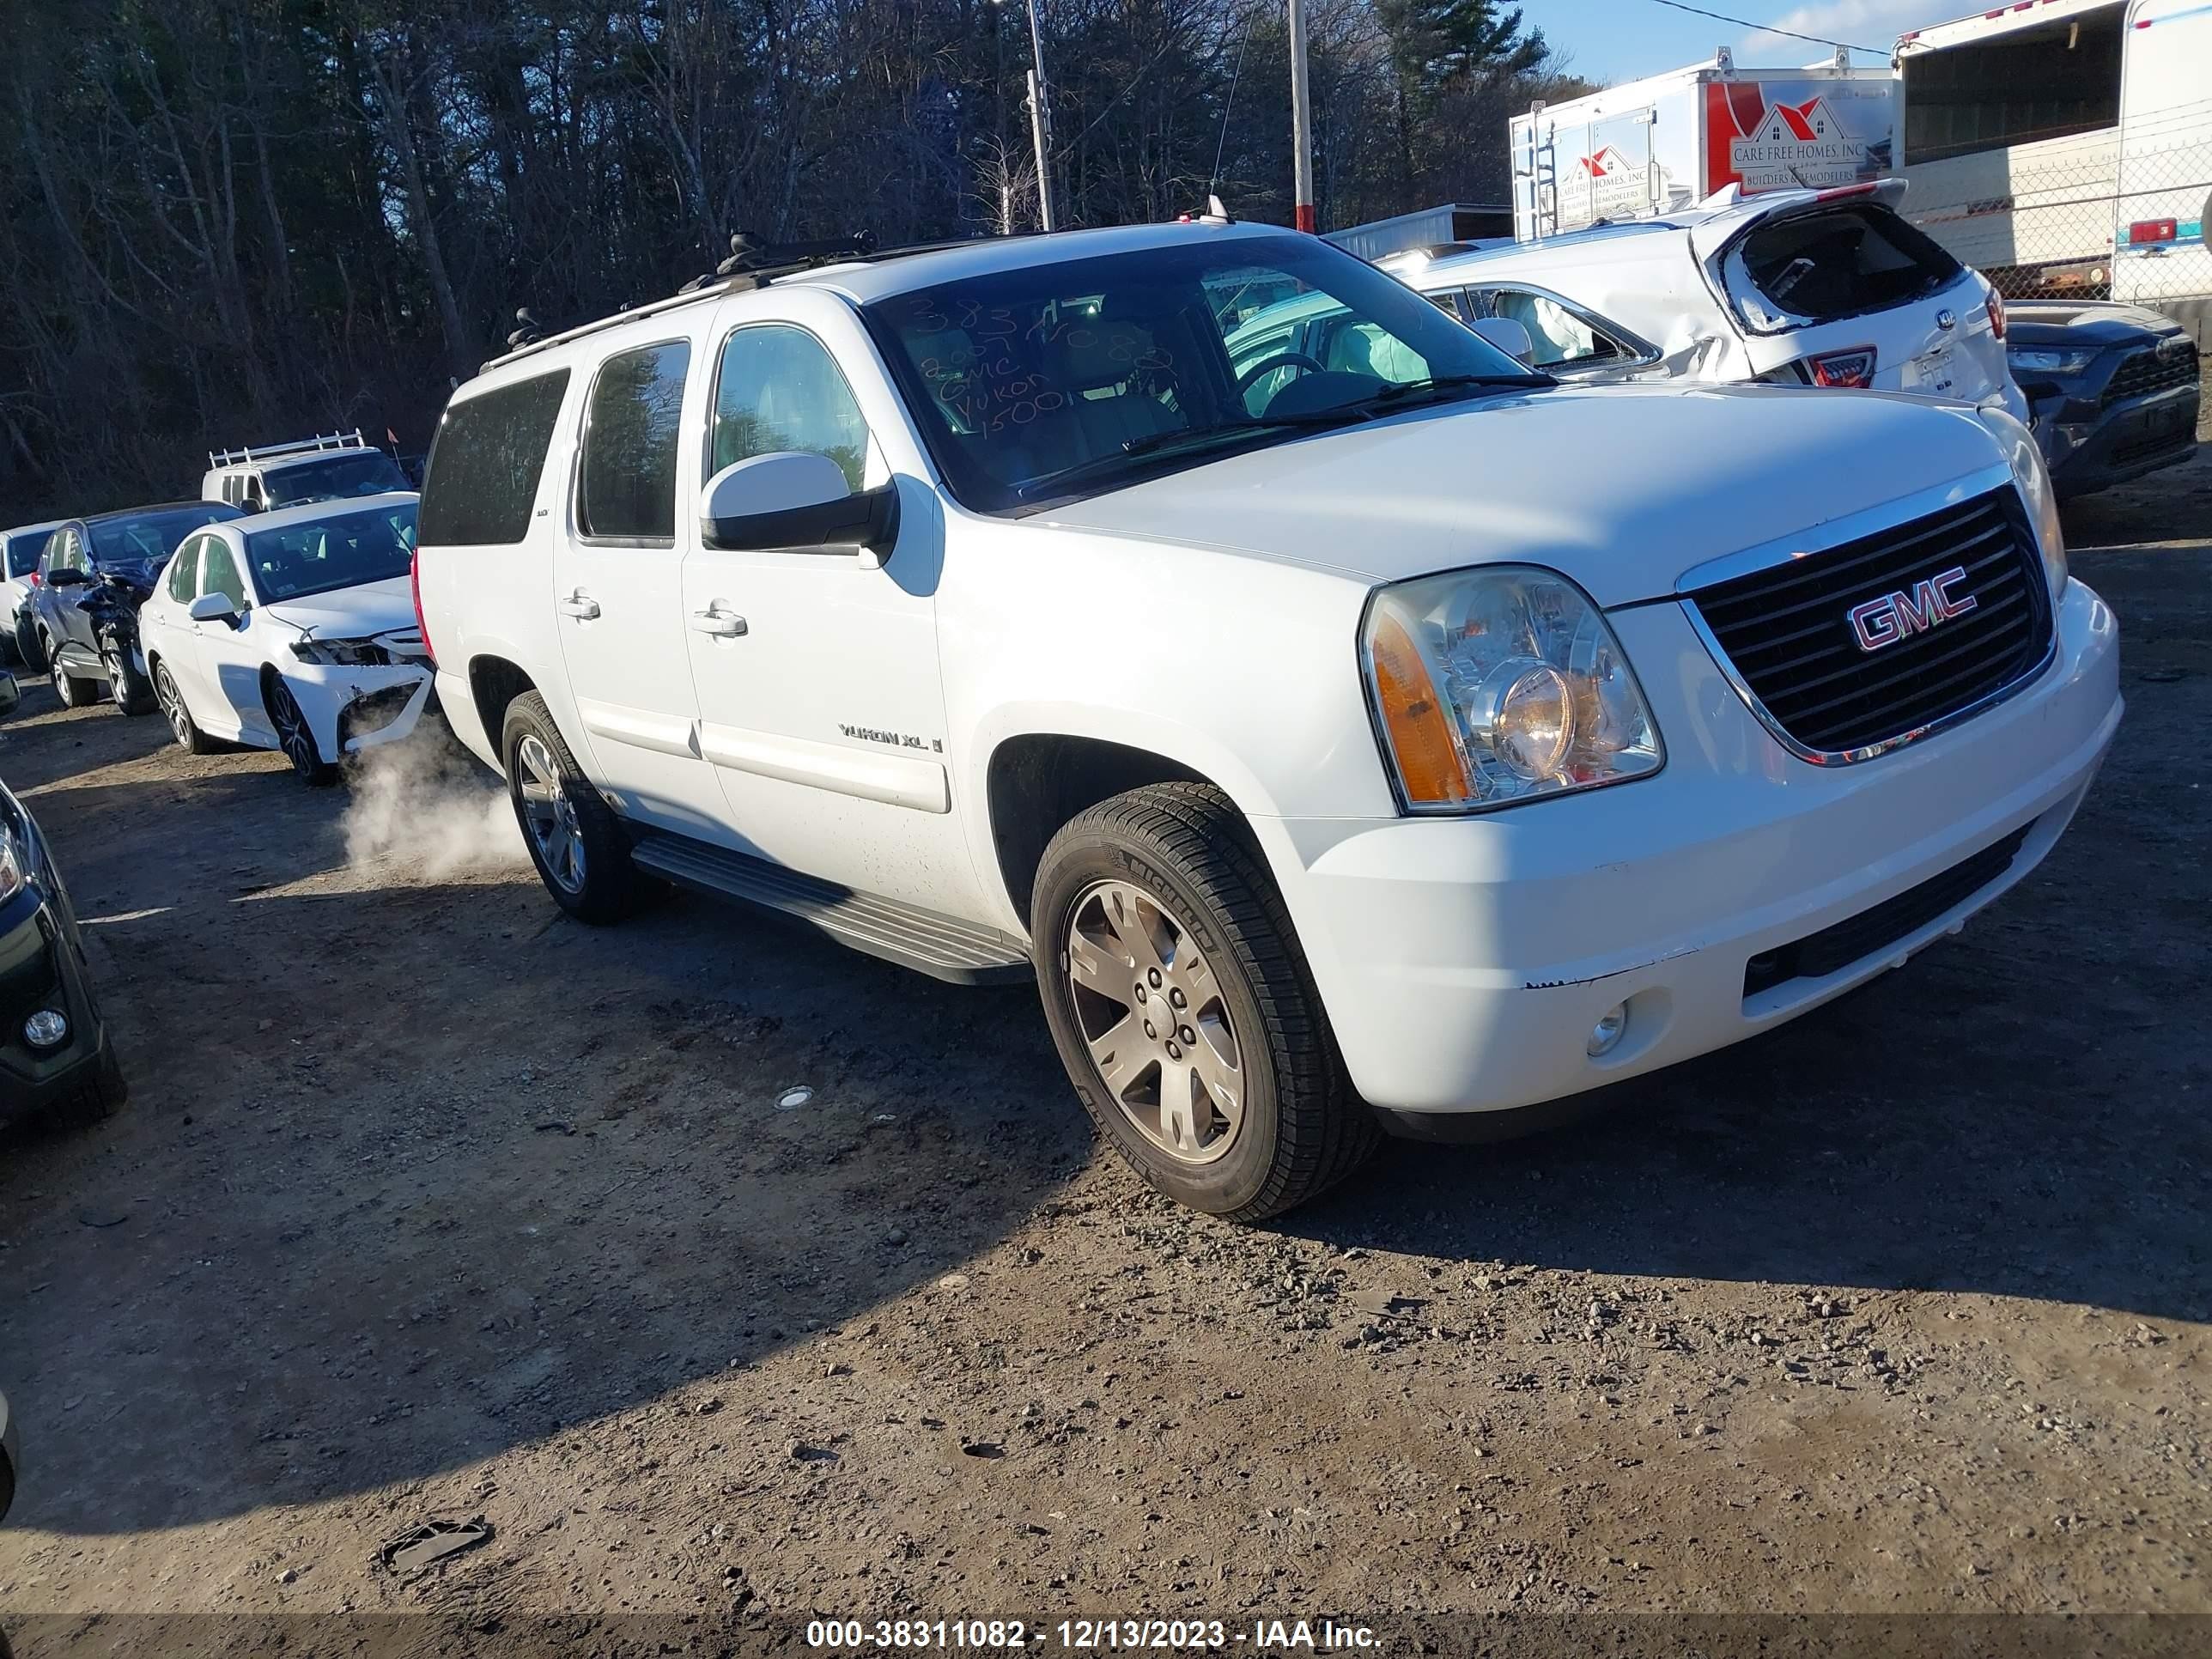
left=412, top=220, right=2120, bottom=1220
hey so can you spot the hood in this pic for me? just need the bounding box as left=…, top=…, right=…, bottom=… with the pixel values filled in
left=1037, top=383, right=2010, bottom=608
left=261, top=574, right=418, bottom=641
left=2002, top=300, right=2185, bottom=349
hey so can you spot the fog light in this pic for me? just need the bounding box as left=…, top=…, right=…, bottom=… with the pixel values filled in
left=1587, top=1005, right=1627, bottom=1057
left=23, top=1009, right=68, bottom=1048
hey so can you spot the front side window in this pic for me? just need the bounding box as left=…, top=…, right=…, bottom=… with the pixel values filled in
left=578, top=341, right=692, bottom=543
left=40, top=528, right=83, bottom=579
left=200, top=542, right=249, bottom=610
left=1486, top=289, right=1629, bottom=371
left=5, top=530, right=52, bottom=578
left=243, top=504, right=419, bottom=604
left=418, top=368, right=572, bottom=548
left=166, top=537, right=204, bottom=601
left=264, top=451, right=409, bottom=507
left=863, top=233, right=1544, bottom=514
left=710, top=325, right=870, bottom=493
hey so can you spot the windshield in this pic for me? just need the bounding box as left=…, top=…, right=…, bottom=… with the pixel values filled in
left=244, top=502, right=418, bottom=603
left=862, top=232, right=1544, bottom=513
left=264, top=451, right=409, bottom=507
left=85, top=505, right=242, bottom=566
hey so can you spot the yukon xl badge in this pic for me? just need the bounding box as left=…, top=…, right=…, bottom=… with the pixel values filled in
left=1848, top=566, right=1978, bottom=653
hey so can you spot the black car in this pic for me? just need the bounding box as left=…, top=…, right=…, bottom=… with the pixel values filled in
left=27, top=501, right=243, bottom=710
left=2005, top=301, right=2203, bottom=500
left=0, top=718, right=126, bottom=1128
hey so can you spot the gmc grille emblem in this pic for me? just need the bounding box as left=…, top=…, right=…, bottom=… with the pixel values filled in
left=1848, top=566, right=1978, bottom=653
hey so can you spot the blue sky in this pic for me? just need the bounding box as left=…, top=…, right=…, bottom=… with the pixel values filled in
left=1528, top=0, right=1972, bottom=84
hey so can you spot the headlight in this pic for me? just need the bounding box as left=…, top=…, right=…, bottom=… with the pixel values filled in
left=0, top=820, right=28, bottom=906
left=1361, top=566, right=1663, bottom=812
left=2006, top=347, right=2097, bottom=376
left=291, top=638, right=392, bottom=667
left=1979, top=405, right=2067, bottom=599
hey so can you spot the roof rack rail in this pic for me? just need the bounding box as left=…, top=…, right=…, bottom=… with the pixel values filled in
left=476, top=229, right=1013, bottom=376
left=206, top=428, right=370, bottom=470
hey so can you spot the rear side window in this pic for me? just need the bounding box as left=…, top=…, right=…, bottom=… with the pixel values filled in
left=418, top=368, right=572, bottom=547
left=1729, top=206, right=1962, bottom=331
left=166, top=538, right=202, bottom=600
left=579, top=342, right=692, bottom=543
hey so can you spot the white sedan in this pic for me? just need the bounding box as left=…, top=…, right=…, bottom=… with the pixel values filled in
left=138, top=493, right=434, bottom=785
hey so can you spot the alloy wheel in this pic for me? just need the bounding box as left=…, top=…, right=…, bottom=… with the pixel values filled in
left=1063, top=878, right=1244, bottom=1165
left=155, top=665, right=191, bottom=746
left=103, top=648, right=129, bottom=709
left=269, top=679, right=319, bottom=779
left=515, top=733, right=586, bottom=894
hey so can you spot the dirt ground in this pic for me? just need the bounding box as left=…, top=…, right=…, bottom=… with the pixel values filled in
left=0, top=432, right=2207, bottom=1658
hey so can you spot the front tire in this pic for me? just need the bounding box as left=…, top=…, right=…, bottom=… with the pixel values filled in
left=153, top=660, right=214, bottom=754
left=1030, top=782, right=1378, bottom=1221
left=48, top=642, right=96, bottom=708
left=265, top=674, right=337, bottom=786
left=13, top=610, right=45, bottom=673
left=102, top=638, right=155, bottom=715
left=501, top=690, right=650, bottom=925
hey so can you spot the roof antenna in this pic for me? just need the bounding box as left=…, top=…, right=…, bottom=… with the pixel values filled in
left=506, top=307, right=543, bottom=349
left=1200, top=194, right=1234, bottom=225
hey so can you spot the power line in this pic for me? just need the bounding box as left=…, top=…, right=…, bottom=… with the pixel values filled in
left=1642, top=0, right=1886, bottom=57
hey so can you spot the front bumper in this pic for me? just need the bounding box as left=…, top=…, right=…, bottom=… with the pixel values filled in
left=2035, top=381, right=2201, bottom=499
left=283, top=661, right=434, bottom=757
left=1273, top=577, right=2121, bottom=1122
left=0, top=865, right=115, bottom=1127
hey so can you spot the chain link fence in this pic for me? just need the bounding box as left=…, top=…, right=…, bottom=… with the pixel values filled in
left=1899, top=96, right=2212, bottom=312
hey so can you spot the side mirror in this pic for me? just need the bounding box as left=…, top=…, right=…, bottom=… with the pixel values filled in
left=46, top=568, right=88, bottom=588
left=1471, top=316, right=1536, bottom=366
left=700, top=452, right=899, bottom=558
left=0, top=672, right=19, bottom=720
left=186, top=593, right=238, bottom=624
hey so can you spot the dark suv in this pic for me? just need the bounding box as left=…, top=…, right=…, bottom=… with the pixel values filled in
left=27, top=501, right=242, bottom=709
left=2006, top=301, right=2203, bottom=499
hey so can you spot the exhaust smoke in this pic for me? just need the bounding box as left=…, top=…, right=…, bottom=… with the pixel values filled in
left=341, top=734, right=526, bottom=880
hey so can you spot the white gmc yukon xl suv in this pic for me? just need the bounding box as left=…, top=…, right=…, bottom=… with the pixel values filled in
left=413, top=221, right=2120, bottom=1220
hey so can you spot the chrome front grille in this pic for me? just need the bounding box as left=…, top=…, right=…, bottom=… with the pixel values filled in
left=1685, top=488, right=2054, bottom=761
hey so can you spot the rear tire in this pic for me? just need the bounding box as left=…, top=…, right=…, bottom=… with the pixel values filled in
left=153, top=661, right=215, bottom=755
left=103, top=638, right=155, bottom=715
left=501, top=690, right=650, bottom=926
left=1030, top=781, right=1378, bottom=1221
left=48, top=641, right=95, bottom=708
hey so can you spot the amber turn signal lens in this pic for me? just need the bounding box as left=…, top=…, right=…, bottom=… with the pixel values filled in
left=1370, top=611, right=1470, bottom=805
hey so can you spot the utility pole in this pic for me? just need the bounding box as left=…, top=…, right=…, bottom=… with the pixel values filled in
left=1287, top=0, right=1316, bottom=233
left=1005, top=0, right=1054, bottom=232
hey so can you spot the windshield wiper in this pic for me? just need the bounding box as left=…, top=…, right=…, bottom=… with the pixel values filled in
left=1016, top=410, right=1372, bottom=501
left=1363, top=372, right=1553, bottom=407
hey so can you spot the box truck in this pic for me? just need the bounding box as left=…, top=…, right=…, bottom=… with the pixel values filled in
left=1896, top=0, right=2211, bottom=340
left=1510, top=49, right=1902, bottom=242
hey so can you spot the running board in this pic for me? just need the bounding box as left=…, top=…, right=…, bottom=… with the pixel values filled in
left=628, top=830, right=1032, bottom=987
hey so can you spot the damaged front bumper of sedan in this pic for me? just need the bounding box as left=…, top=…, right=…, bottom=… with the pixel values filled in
left=287, top=631, right=435, bottom=757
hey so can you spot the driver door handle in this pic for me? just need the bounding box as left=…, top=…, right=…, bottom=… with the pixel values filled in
left=558, top=591, right=600, bottom=621
left=690, top=604, right=747, bottom=638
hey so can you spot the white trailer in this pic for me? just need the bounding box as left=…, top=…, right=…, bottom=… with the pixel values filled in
left=1896, top=0, right=2212, bottom=337
left=1510, top=50, right=1901, bottom=242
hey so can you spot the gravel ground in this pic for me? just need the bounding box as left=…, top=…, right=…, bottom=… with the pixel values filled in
left=0, top=434, right=2206, bottom=1658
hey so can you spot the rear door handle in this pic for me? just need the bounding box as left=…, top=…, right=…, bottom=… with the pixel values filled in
left=690, top=605, right=747, bottom=638
left=558, top=592, right=600, bottom=621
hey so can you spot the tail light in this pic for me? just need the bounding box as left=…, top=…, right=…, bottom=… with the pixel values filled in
left=1808, top=347, right=1878, bottom=389
left=410, top=548, right=436, bottom=667
left=1986, top=289, right=2006, bottom=341
left=2126, top=218, right=2179, bottom=246
left=24, top=573, right=39, bottom=587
